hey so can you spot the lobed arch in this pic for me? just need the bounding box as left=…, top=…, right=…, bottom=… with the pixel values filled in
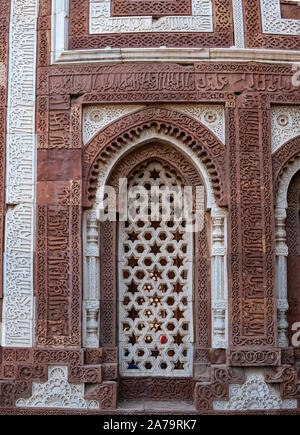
left=273, top=136, right=300, bottom=348
left=273, top=135, right=300, bottom=203
left=82, top=106, right=227, bottom=209
left=82, top=122, right=229, bottom=382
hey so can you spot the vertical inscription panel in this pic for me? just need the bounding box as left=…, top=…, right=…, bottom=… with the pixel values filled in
left=36, top=205, right=81, bottom=347
left=229, top=94, right=276, bottom=348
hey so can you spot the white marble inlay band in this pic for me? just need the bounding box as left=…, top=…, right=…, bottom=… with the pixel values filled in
left=1, top=0, right=38, bottom=347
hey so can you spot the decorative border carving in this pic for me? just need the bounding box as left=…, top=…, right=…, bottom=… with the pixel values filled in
left=273, top=141, right=300, bottom=350
left=69, top=0, right=233, bottom=49
left=243, top=0, right=300, bottom=49
left=35, top=204, right=82, bottom=347
left=0, top=0, right=10, bottom=307
left=120, top=377, right=194, bottom=400
left=228, top=94, right=278, bottom=349
left=214, top=369, right=297, bottom=410
left=82, top=103, right=225, bottom=146
left=273, top=136, right=300, bottom=204
left=89, top=0, right=213, bottom=34
left=96, top=142, right=211, bottom=391
left=227, top=350, right=281, bottom=366
left=260, top=0, right=300, bottom=35
left=83, top=107, right=227, bottom=207
left=2, top=0, right=38, bottom=347
left=110, top=0, right=192, bottom=17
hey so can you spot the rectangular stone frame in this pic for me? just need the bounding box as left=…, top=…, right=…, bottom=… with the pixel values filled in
left=3, top=0, right=300, bottom=414
left=34, top=58, right=300, bottom=358
left=243, top=0, right=300, bottom=50
left=68, top=0, right=234, bottom=49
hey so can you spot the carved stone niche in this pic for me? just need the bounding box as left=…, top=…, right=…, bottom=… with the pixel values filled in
left=286, top=171, right=300, bottom=344
left=82, top=139, right=228, bottom=400
left=275, top=154, right=300, bottom=349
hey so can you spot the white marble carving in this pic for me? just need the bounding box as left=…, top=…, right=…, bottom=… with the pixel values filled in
left=161, top=104, right=225, bottom=144
left=82, top=210, right=101, bottom=348
left=2, top=0, right=38, bottom=347
left=275, top=208, right=289, bottom=348
left=232, top=0, right=245, bottom=48
left=276, top=156, right=300, bottom=210
left=83, top=104, right=145, bottom=145
left=83, top=104, right=225, bottom=146
left=271, top=106, right=300, bottom=154
left=213, top=369, right=297, bottom=410
left=90, top=0, right=213, bottom=34
left=260, top=0, right=300, bottom=35
left=211, top=207, right=228, bottom=348
left=118, top=161, right=194, bottom=376
left=15, top=366, right=99, bottom=409
left=275, top=156, right=300, bottom=347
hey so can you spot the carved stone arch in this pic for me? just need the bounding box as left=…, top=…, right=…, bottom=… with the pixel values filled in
left=286, top=171, right=300, bottom=345
left=82, top=136, right=228, bottom=398
left=82, top=107, right=227, bottom=208
left=273, top=135, right=300, bottom=201
left=109, top=143, right=206, bottom=380
left=273, top=140, right=300, bottom=348
left=275, top=152, right=300, bottom=210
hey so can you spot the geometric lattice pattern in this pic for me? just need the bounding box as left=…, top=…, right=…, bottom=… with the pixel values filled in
left=118, top=161, right=193, bottom=376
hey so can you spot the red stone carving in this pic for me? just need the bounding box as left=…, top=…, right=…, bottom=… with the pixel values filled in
left=35, top=204, right=82, bottom=347
left=85, top=381, right=117, bottom=410
left=194, top=381, right=228, bottom=411
left=228, top=94, right=277, bottom=349
left=280, top=0, right=300, bottom=20
left=111, top=0, right=192, bottom=17
left=194, top=365, right=245, bottom=411
left=1, top=0, right=298, bottom=411
left=68, top=0, right=234, bottom=49
left=84, top=349, right=103, bottom=365
left=120, top=377, right=194, bottom=400
left=265, top=366, right=300, bottom=401
left=83, top=106, right=227, bottom=208
left=69, top=366, right=102, bottom=383
left=227, top=350, right=281, bottom=366
left=243, top=0, right=300, bottom=50
left=36, top=64, right=298, bottom=104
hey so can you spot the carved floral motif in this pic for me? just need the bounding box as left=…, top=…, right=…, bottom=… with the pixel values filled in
left=15, top=366, right=99, bottom=410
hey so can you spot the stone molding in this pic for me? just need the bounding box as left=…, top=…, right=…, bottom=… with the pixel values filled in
left=49, top=0, right=300, bottom=65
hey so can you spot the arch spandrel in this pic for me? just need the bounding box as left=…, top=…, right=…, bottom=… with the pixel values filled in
left=82, top=107, right=227, bottom=209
